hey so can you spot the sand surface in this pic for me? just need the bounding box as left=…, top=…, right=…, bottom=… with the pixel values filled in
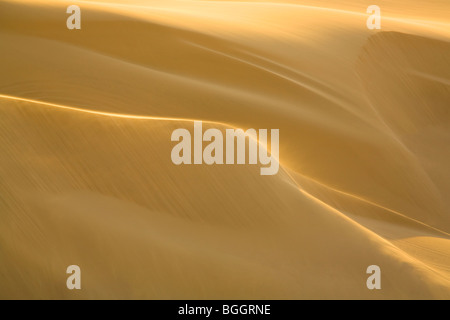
left=0, top=0, right=449, bottom=299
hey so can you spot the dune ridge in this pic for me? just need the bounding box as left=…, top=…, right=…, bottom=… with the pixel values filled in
left=1, top=0, right=450, bottom=299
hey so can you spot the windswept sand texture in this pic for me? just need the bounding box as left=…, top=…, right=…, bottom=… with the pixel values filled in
left=0, top=0, right=450, bottom=299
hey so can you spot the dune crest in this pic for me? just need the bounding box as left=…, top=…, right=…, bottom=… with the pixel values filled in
left=1, top=0, right=450, bottom=299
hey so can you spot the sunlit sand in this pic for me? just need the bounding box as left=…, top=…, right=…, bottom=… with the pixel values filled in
left=1, top=0, right=449, bottom=299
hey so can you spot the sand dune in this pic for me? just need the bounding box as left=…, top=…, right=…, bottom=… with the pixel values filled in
left=0, top=0, right=449, bottom=299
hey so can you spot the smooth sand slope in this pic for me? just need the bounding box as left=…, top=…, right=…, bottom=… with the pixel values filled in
left=0, top=0, right=449, bottom=299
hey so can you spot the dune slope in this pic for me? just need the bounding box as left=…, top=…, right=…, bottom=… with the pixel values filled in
left=0, top=0, right=449, bottom=299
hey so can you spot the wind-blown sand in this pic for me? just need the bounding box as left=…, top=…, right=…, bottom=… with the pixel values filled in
left=0, top=0, right=449, bottom=299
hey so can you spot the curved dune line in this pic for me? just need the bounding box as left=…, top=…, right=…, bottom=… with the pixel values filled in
left=293, top=171, right=450, bottom=238
left=0, top=91, right=281, bottom=170
left=1, top=93, right=447, bottom=237
left=1, top=92, right=445, bottom=240
left=185, top=41, right=374, bottom=125
left=0, top=93, right=227, bottom=126
left=0, top=92, right=441, bottom=239
left=282, top=169, right=450, bottom=283
left=1, top=93, right=450, bottom=287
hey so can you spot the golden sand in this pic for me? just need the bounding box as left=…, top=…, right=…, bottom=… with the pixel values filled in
left=0, top=0, right=449, bottom=299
